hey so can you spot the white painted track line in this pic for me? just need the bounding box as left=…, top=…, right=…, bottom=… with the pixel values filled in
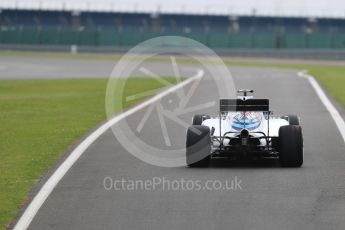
left=299, top=71, right=345, bottom=143
left=13, top=69, right=204, bottom=230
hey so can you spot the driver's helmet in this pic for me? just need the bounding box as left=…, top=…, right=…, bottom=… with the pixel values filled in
left=230, top=112, right=263, bottom=131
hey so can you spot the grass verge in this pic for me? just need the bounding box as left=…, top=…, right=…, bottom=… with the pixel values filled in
left=0, top=77, right=177, bottom=230
left=0, top=51, right=344, bottom=229
left=1, top=51, right=343, bottom=106
left=222, top=61, right=345, bottom=107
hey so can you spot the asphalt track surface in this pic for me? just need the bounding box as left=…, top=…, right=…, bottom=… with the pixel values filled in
left=0, top=56, right=198, bottom=80
left=5, top=56, right=345, bottom=230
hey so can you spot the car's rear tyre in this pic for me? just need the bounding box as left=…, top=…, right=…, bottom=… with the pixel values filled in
left=186, top=125, right=211, bottom=167
left=282, top=115, right=299, bottom=125
left=279, top=125, right=303, bottom=167
left=192, top=114, right=211, bottom=125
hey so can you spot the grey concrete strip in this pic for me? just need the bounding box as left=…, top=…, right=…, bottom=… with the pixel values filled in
left=23, top=66, right=345, bottom=230
left=0, top=56, right=196, bottom=79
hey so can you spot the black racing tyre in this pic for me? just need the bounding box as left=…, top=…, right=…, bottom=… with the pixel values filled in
left=279, top=125, right=303, bottom=167
left=281, top=115, right=300, bottom=125
left=186, top=125, right=211, bottom=167
left=192, top=114, right=210, bottom=125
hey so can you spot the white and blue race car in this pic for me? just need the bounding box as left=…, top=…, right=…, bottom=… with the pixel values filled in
left=186, top=89, right=303, bottom=167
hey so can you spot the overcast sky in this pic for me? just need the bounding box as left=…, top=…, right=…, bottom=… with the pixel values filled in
left=1, top=0, right=345, bottom=18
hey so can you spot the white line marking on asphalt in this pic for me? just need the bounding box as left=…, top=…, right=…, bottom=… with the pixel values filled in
left=13, top=69, right=205, bottom=230
left=298, top=70, right=345, bottom=143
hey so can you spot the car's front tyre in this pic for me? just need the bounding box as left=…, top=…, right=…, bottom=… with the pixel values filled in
left=281, top=114, right=300, bottom=125
left=192, top=114, right=211, bottom=125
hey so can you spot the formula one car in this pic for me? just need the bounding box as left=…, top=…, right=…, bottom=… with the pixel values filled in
left=186, top=89, right=303, bottom=167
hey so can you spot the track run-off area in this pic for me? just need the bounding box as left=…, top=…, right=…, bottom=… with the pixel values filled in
left=1, top=54, right=344, bottom=230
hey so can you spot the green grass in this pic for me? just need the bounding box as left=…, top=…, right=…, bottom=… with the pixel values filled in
left=307, top=66, right=345, bottom=106
left=0, top=77, right=177, bottom=230
left=1, top=50, right=344, bottom=110
left=0, top=50, right=344, bottom=229
left=1, top=52, right=344, bottom=106
left=221, top=61, right=345, bottom=106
